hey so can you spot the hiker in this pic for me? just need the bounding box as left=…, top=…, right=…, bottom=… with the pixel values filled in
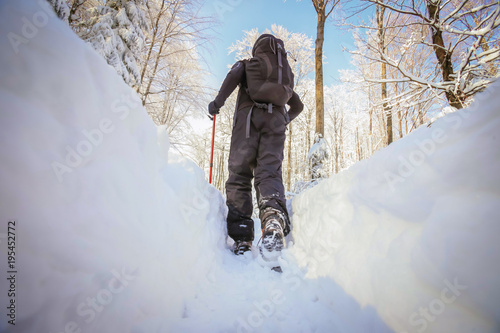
left=208, top=34, right=303, bottom=257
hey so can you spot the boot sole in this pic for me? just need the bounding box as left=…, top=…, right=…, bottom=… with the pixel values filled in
left=259, top=228, right=285, bottom=265
left=261, top=229, right=285, bottom=252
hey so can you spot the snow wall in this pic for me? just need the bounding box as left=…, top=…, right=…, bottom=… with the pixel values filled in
left=0, top=1, right=227, bottom=332
left=1, top=1, right=500, bottom=333
left=290, top=79, right=500, bottom=331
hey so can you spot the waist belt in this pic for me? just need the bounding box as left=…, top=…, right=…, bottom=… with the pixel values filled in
left=253, top=102, right=274, bottom=113
left=245, top=102, right=281, bottom=139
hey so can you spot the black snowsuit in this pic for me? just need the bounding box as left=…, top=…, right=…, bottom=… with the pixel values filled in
left=212, top=56, right=304, bottom=243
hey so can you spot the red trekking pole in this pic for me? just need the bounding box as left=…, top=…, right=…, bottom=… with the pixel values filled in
left=209, top=114, right=216, bottom=184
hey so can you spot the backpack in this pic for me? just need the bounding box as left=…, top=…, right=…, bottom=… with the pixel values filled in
left=244, top=34, right=294, bottom=107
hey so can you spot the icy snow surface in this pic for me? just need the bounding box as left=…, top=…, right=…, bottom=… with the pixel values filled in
left=1, top=1, right=499, bottom=333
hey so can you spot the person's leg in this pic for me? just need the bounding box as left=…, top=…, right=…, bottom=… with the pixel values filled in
left=253, top=108, right=290, bottom=235
left=226, top=107, right=259, bottom=242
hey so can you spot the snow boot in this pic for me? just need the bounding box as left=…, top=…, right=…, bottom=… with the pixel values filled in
left=259, top=208, right=285, bottom=265
left=261, top=217, right=285, bottom=253
left=233, top=240, right=252, bottom=255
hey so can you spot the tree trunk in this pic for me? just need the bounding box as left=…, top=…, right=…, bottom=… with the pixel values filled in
left=426, top=0, right=464, bottom=109
left=355, top=127, right=360, bottom=161
left=418, top=105, right=424, bottom=125
left=368, top=86, right=373, bottom=155
left=68, top=0, right=85, bottom=26
left=404, top=110, right=408, bottom=135
left=315, top=11, right=326, bottom=137
left=480, top=36, right=498, bottom=77
left=333, top=113, right=338, bottom=173
left=394, top=81, right=403, bottom=139
left=398, top=109, right=403, bottom=139
left=142, top=32, right=168, bottom=106
left=339, top=113, right=343, bottom=169
left=377, top=3, right=392, bottom=145
left=137, top=0, right=166, bottom=93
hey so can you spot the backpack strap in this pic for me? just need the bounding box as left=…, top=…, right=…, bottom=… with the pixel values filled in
left=245, top=102, right=273, bottom=139
left=246, top=105, right=254, bottom=139
left=268, top=38, right=284, bottom=85
left=277, top=43, right=283, bottom=85
left=233, top=85, right=243, bottom=129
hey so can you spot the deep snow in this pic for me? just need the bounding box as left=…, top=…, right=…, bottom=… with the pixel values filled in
left=1, top=1, right=499, bottom=333
left=290, top=84, right=500, bottom=332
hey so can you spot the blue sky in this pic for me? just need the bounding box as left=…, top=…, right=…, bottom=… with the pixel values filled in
left=200, top=0, right=365, bottom=90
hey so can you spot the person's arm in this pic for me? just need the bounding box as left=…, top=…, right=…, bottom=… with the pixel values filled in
left=287, top=91, right=304, bottom=122
left=212, top=61, right=245, bottom=109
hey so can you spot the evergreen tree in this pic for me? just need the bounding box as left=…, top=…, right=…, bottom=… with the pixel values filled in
left=48, top=0, right=70, bottom=22
left=80, top=0, right=148, bottom=88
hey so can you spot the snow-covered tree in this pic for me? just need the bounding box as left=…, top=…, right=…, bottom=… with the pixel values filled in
left=355, top=0, right=500, bottom=110
left=48, top=0, right=70, bottom=22
left=322, top=71, right=372, bottom=175
left=78, top=0, right=149, bottom=88
left=138, top=0, right=212, bottom=102
left=347, top=3, right=448, bottom=146
left=308, top=134, right=329, bottom=180
left=137, top=0, right=212, bottom=156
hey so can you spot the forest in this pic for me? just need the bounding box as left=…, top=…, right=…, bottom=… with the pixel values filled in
left=48, top=0, right=500, bottom=195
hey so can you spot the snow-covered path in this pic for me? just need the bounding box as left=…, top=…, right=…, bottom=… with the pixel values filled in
left=1, top=1, right=499, bottom=333
left=166, top=242, right=392, bottom=333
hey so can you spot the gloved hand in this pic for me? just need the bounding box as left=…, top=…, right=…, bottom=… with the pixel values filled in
left=208, top=101, right=220, bottom=116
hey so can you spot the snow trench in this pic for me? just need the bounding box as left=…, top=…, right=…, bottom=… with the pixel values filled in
left=0, top=1, right=499, bottom=333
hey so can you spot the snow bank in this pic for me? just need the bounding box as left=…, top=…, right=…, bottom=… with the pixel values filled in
left=1, top=2, right=387, bottom=333
left=291, top=80, right=500, bottom=333
left=0, top=1, right=226, bottom=332
left=2, top=1, right=499, bottom=333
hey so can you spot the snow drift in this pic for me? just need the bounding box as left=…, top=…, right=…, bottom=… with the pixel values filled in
left=1, top=1, right=499, bottom=333
left=0, top=1, right=226, bottom=332
left=291, top=81, right=500, bottom=332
